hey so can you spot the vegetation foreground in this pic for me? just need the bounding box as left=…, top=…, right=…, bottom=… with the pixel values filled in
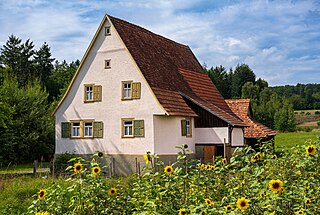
left=23, top=139, right=319, bottom=215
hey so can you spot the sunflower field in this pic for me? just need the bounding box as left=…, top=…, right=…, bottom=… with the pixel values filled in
left=28, top=138, right=319, bottom=215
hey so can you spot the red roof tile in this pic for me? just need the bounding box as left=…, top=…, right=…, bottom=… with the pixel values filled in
left=225, top=99, right=276, bottom=138
left=109, top=15, right=245, bottom=126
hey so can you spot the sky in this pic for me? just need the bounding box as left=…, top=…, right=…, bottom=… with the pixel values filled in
left=0, top=0, right=319, bottom=86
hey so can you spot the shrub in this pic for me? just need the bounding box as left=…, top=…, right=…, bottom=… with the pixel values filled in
left=28, top=142, right=320, bottom=214
left=306, top=112, right=311, bottom=115
left=51, top=152, right=76, bottom=174
left=315, top=111, right=320, bottom=115
left=318, top=121, right=320, bottom=126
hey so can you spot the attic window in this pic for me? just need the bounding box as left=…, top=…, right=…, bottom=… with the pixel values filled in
left=105, top=26, right=111, bottom=36
left=105, top=59, right=111, bottom=69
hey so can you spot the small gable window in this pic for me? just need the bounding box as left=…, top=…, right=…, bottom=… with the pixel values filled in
left=105, top=26, right=111, bottom=36
left=122, top=81, right=141, bottom=100
left=84, top=84, right=102, bottom=102
left=181, top=119, right=192, bottom=137
left=105, top=59, right=111, bottom=69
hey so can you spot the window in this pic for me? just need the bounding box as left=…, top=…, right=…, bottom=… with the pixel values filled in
left=122, top=81, right=141, bottom=100
left=84, top=122, right=93, bottom=137
left=122, top=119, right=144, bottom=138
left=84, top=84, right=102, bottom=102
left=123, top=120, right=133, bottom=137
left=105, top=59, right=111, bottom=69
left=72, top=122, right=81, bottom=137
left=61, top=121, right=103, bottom=138
left=85, top=85, right=93, bottom=101
left=105, top=26, right=111, bottom=35
left=181, top=119, right=192, bottom=137
left=123, top=82, right=131, bottom=99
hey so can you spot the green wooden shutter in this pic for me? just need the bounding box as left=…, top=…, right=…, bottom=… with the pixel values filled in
left=132, top=82, right=141, bottom=99
left=181, top=120, right=186, bottom=136
left=93, top=121, right=103, bottom=138
left=134, top=120, right=144, bottom=137
left=93, top=85, right=102, bottom=102
left=61, top=122, right=71, bottom=138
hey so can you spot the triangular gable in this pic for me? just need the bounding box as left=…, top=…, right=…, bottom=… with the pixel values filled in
left=226, top=99, right=276, bottom=138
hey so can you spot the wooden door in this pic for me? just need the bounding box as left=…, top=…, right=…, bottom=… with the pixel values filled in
left=204, top=145, right=216, bottom=162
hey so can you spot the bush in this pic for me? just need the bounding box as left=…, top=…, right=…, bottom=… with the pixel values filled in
left=296, top=126, right=312, bottom=132
left=51, top=152, right=76, bottom=174
left=306, top=112, right=311, bottom=115
left=315, top=111, right=320, bottom=115
left=28, top=142, right=320, bottom=215
left=318, top=121, right=320, bottom=126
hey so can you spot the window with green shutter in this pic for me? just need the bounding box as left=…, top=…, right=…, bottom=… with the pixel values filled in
left=84, top=84, right=102, bottom=103
left=93, top=85, right=102, bottom=102
left=132, top=82, right=141, bottom=99
left=61, top=122, right=71, bottom=138
left=93, top=121, right=103, bottom=138
left=181, top=120, right=187, bottom=136
left=134, top=120, right=144, bottom=137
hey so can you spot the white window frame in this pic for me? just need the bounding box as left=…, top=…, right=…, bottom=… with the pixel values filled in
left=123, top=120, right=133, bottom=137
left=72, top=122, right=80, bottom=137
left=186, top=120, right=191, bottom=136
left=84, top=122, right=93, bottom=137
left=123, top=82, right=132, bottom=99
left=85, top=85, right=93, bottom=101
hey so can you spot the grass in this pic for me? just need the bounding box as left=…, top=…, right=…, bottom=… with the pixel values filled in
left=294, top=109, right=320, bottom=113
left=0, top=162, right=50, bottom=174
left=0, top=176, right=70, bottom=214
left=275, top=131, right=320, bottom=152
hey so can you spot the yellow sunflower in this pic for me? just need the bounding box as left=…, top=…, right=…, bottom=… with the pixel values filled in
left=236, top=197, right=249, bottom=211
left=272, top=154, right=277, bottom=159
left=108, top=187, right=117, bottom=196
left=73, top=163, right=84, bottom=173
left=200, top=163, right=205, bottom=170
left=143, top=154, right=149, bottom=165
left=296, top=209, right=303, bottom=214
left=222, top=158, right=227, bottom=166
left=92, top=166, right=101, bottom=175
left=178, top=208, right=187, bottom=215
left=211, top=165, right=215, bottom=171
left=306, top=145, right=316, bottom=156
left=36, top=212, right=49, bottom=215
left=38, top=189, right=47, bottom=201
left=225, top=204, right=233, bottom=212
left=268, top=179, right=283, bottom=193
left=305, top=198, right=311, bottom=205
left=259, top=191, right=265, bottom=198
left=205, top=198, right=212, bottom=206
left=164, top=165, right=174, bottom=175
left=206, top=164, right=211, bottom=171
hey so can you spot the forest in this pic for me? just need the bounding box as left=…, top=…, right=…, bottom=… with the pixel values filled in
left=0, top=35, right=317, bottom=165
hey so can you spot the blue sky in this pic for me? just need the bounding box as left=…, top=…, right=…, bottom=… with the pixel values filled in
left=0, top=0, right=319, bottom=86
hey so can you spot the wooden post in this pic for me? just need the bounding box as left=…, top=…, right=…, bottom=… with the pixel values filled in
left=33, top=160, right=37, bottom=175
left=112, top=157, right=115, bottom=176
left=135, top=157, right=138, bottom=174
left=52, top=157, right=55, bottom=177
left=138, top=162, right=141, bottom=177
left=223, top=138, right=226, bottom=158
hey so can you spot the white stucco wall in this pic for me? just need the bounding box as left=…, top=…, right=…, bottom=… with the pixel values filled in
left=194, top=127, right=229, bottom=144
left=154, top=116, right=196, bottom=154
left=231, top=127, right=244, bottom=146
left=55, top=18, right=165, bottom=155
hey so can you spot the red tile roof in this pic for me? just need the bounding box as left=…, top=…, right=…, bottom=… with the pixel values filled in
left=109, top=15, right=245, bottom=126
left=225, top=99, right=276, bottom=138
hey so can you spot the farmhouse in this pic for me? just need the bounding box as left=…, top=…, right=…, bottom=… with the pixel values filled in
left=225, top=99, right=276, bottom=146
left=53, top=14, right=247, bottom=174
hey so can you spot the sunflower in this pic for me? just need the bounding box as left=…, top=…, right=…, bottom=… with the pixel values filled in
left=206, top=164, right=211, bottom=171
left=108, top=187, right=117, bottom=196
left=73, top=163, right=84, bottom=173
left=225, top=204, right=233, bottom=212
left=272, top=154, right=277, bottom=159
left=205, top=198, right=212, bottom=206
left=296, top=209, right=303, bottom=214
left=143, top=154, right=150, bottom=165
left=38, top=189, right=47, bottom=201
left=305, top=198, right=311, bottom=205
left=200, top=163, right=205, bottom=170
left=222, top=158, right=227, bottom=166
left=306, top=145, right=316, bottom=156
left=92, top=166, right=101, bottom=175
left=259, top=191, right=265, bottom=198
left=178, top=208, right=187, bottom=215
left=97, top=151, right=104, bottom=158
left=36, top=212, right=49, bottom=215
left=164, top=165, right=174, bottom=175
left=268, top=179, right=283, bottom=193
left=269, top=212, right=275, bottom=215
left=236, top=197, right=249, bottom=211
left=211, top=165, right=215, bottom=171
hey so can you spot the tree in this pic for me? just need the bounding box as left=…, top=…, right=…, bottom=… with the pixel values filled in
left=204, top=65, right=231, bottom=98
left=34, top=42, right=55, bottom=87
left=241, top=82, right=259, bottom=100
left=231, top=64, right=256, bottom=98
left=274, top=99, right=295, bottom=132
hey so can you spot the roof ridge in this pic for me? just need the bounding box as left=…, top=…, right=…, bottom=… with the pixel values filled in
left=108, top=14, right=189, bottom=49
